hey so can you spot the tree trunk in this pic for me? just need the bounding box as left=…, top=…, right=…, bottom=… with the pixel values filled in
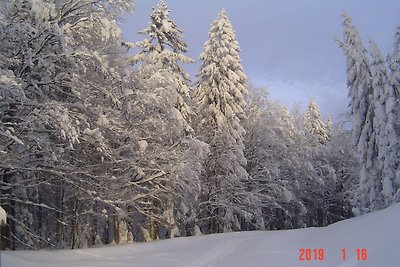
left=149, top=218, right=157, bottom=240
left=113, top=214, right=120, bottom=244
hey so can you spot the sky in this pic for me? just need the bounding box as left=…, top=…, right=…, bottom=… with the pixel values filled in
left=120, top=0, right=400, bottom=119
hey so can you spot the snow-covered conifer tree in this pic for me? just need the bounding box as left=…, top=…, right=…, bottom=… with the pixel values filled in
left=339, top=13, right=382, bottom=214
left=304, top=97, right=329, bottom=145
left=193, top=10, right=251, bottom=233
left=129, top=0, right=193, bottom=122
left=370, top=39, right=400, bottom=206
left=123, top=1, right=208, bottom=241
left=386, top=24, right=400, bottom=204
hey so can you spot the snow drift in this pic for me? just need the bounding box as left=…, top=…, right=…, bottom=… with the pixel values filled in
left=2, top=203, right=399, bottom=267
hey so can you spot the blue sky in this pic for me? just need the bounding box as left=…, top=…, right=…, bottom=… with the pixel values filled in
left=120, top=0, right=400, bottom=119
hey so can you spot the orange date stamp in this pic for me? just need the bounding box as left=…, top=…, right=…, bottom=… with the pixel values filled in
left=298, top=248, right=368, bottom=261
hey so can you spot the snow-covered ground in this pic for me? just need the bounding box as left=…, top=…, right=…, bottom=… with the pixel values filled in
left=2, top=203, right=399, bottom=267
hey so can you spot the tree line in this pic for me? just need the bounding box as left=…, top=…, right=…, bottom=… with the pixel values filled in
left=0, top=0, right=398, bottom=250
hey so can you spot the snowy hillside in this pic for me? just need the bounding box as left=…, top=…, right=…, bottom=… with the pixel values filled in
left=2, top=203, right=399, bottom=267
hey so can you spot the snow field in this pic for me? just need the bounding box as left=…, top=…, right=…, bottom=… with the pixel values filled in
left=2, top=203, right=399, bottom=267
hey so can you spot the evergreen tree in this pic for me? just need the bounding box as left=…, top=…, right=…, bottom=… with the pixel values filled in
left=370, top=38, right=400, bottom=206
left=126, top=1, right=207, bottom=240
left=193, top=10, right=251, bottom=233
left=304, top=97, right=329, bottom=145
left=339, top=13, right=382, bottom=214
left=129, top=0, right=193, bottom=122
left=387, top=24, right=400, bottom=203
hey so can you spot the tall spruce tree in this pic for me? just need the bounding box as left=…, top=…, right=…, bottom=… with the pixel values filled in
left=193, top=10, right=252, bottom=233
left=389, top=24, right=400, bottom=203
left=304, top=97, right=329, bottom=145
left=370, top=40, right=400, bottom=205
left=129, top=0, right=193, bottom=122
left=126, top=0, right=207, bottom=240
left=339, top=13, right=382, bottom=214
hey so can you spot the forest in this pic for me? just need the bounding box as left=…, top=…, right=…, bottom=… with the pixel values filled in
left=0, top=0, right=399, bottom=250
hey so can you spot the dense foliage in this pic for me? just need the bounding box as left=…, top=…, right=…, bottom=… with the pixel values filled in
left=0, top=1, right=396, bottom=250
